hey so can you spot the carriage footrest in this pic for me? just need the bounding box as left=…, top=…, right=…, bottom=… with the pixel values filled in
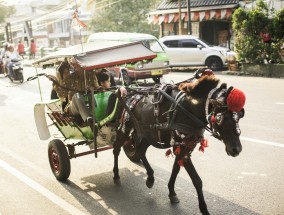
left=68, top=145, right=113, bottom=159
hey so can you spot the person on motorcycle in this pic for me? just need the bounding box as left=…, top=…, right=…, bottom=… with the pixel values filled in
left=5, top=44, right=21, bottom=80
left=1, top=42, right=9, bottom=76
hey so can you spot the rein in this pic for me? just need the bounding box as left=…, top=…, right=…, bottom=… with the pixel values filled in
left=158, top=89, right=221, bottom=140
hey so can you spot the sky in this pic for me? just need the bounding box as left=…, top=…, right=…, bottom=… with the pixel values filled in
left=2, top=0, right=32, bottom=5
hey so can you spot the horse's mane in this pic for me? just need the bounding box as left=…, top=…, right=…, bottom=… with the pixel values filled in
left=178, top=75, right=220, bottom=98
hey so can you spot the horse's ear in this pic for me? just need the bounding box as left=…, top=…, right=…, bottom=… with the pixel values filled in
left=220, top=83, right=227, bottom=90
left=225, top=86, right=234, bottom=100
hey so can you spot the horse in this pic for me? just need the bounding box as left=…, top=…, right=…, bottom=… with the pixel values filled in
left=112, top=70, right=246, bottom=215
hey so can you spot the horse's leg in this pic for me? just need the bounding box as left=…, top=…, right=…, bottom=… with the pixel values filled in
left=168, top=156, right=181, bottom=203
left=139, top=142, right=154, bottom=188
left=113, top=131, right=127, bottom=184
left=184, top=158, right=209, bottom=215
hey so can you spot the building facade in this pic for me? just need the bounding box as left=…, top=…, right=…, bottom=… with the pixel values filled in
left=149, top=0, right=283, bottom=50
left=149, top=0, right=240, bottom=50
left=4, top=0, right=94, bottom=48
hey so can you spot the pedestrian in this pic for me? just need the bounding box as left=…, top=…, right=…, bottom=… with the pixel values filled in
left=17, top=40, right=25, bottom=59
left=30, top=38, right=36, bottom=59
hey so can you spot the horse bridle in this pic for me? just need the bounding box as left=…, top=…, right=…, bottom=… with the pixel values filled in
left=158, top=83, right=244, bottom=142
left=205, top=87, right=243, bottom=137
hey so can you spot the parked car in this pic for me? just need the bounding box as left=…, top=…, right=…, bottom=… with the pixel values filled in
left=159, top=35, right=234, bottom=71
left=87, top=32, right=171, bottom=83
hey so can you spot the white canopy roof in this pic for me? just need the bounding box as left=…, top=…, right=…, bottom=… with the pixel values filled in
left=32, top=40, right=157, bottom=70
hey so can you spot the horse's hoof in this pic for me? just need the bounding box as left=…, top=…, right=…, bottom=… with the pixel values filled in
left=201, top=210, right=210, bottom=215
left=113, top=178, right=121, bottom=185
left=169, top=194, right=180, bottom=203
left=146, top=178, right=154, bottom=188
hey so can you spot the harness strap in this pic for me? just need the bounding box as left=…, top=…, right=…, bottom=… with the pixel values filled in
left=158, top=89, right=218, bottom=139
left=168, top=92, right=185, bottom=129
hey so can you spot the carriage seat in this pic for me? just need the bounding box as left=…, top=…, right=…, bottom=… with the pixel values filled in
left=74, top=91, right=118, bottom=128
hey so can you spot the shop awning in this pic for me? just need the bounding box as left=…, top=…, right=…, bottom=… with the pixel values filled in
left=148, top=8, right=233, bottom=24
left=148, top=1, right=238, bottom=25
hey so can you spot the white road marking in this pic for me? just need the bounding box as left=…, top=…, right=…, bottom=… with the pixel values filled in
left=0, top=159, right=86, bottom=215
left=240, top=137, right=284, bottom=148
left=205, top=131, right=284, bottom=148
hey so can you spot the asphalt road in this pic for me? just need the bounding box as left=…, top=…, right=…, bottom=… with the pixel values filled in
left=0, top=67, right=283, bottom=215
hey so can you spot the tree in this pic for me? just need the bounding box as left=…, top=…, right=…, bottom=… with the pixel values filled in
left=89, top=0, right=160, bottom=37
left=0, top=3, right=15, bottom=41
left=232, top=0, right=284, bottom=64
left=0, top=3, right=15, bottom=24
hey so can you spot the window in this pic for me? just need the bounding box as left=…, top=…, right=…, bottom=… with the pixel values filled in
left=180, top=39, right=200, bottom=48
left=163, top=40, right=179, bottom=48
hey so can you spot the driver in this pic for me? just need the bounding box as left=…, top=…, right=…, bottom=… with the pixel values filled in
left=54, top=57, right=99, bottom=126
left=54, top=57, right=127, bottom=127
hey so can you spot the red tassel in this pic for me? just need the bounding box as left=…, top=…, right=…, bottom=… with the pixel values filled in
left=199, top=138, right=208, bottom=152
left=174, top=146, right=181, bottom=155
left=211, top=115, right=216, bottom=124
left=178, top=159, right=184, bottom=167
left=165, top=149, right=173, bottom=158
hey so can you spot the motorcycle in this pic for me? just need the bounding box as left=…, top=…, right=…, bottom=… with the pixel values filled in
left=7, top=58, right=24, bottom=83
left=0, top=59, right=5, bottom=76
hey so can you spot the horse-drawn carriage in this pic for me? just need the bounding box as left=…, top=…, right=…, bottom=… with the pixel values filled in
left=32, top=40, right=246, bottom=215
left=32, top=40, right=158, bottom=180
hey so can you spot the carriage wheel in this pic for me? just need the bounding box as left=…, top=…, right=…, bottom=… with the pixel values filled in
left=48, top=139, right=70, bottom=181
left=123, top=131, right=141, bottom=162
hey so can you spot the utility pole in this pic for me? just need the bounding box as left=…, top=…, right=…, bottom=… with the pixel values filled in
left=5, top=22, right=12, bottom=43
left=24, top=20, right=33, bottom=45
left=187, top=0, right=192, bottom=35
left=178, top=0, right=182, bottom=35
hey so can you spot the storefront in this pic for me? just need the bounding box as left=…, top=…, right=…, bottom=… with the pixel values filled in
left=148, top=0, right=240, bottom=49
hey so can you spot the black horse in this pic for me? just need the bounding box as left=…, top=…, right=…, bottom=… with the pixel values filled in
left=112, top=71, right=245, bottom=215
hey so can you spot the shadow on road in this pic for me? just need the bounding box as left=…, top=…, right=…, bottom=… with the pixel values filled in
left=60, top=165, right=260, bottom=215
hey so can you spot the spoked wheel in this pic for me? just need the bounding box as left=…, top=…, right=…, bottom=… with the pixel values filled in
left=48, top=139, right=70, bottom=181
left=123, top=131, right=141, bottom=162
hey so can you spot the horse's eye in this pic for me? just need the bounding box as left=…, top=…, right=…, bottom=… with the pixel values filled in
left=215, top=113, right=224, bottom=125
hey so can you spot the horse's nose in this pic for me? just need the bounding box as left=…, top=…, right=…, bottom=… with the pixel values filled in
left=231, top=145, right=242, bottom=156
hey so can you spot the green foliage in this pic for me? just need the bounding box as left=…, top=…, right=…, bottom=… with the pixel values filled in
left=0, top=4, right=15, bottom=23
left=89, top=0, right=160, bottom=37
left=232, top=0, right=283, bottom=64
left=273, top=8, right=284, bottom=40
